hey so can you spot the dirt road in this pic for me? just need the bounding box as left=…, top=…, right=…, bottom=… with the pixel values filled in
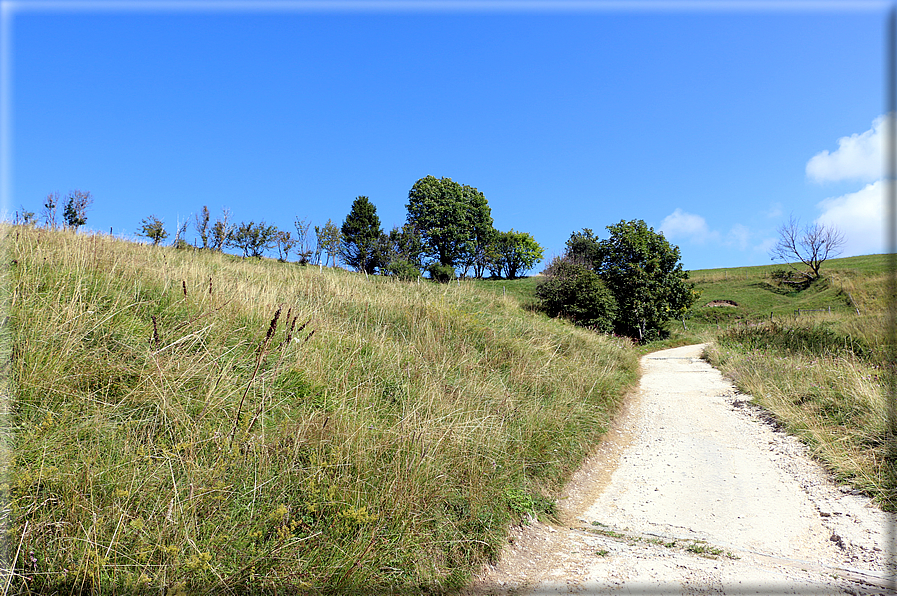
left=469, top=344, right=895, bottom=595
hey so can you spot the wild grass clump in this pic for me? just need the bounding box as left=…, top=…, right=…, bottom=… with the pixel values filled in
left=707, top=319, right=893, bottom=511
left=4, top=225, right=637, bottom=594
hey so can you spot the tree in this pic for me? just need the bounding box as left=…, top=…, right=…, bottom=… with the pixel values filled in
left=171, top=218, right=190, bottom=249
left=293, top=217, right=314, bottom=264
left=62, top=190, right=92, bottom=229
left=591, top=220, right=697, bottom=341
left=228, top=221, right=278, bottom=258
left=210, top=208, right=233, bottom=252
left=194, top=206, right=211, bottom=249
left=405, top=175, right=493, bottom=270
left=379, top=224, right=424, bottom=279
left=770, top=215, right=846, bottom=281
left=15, top=206, right=36, bottom=226
left=42, top=192, right=60, bottom=229
left=535, top=257, right=617, bottom=332
left=489, top=230, right=544, bottom=279
left=138, top=215, right=168, bottom=246
left=340, top=196, right=383, bottom=274
left=315, top=219, right=342, bottom=267
left=274, top=230, right=296, bottom=262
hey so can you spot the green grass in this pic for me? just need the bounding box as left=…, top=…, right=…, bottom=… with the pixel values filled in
left=4, top=226, right=638, bottom=594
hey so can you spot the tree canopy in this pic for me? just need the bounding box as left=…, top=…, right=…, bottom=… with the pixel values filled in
left=405, top=176, right=493, bottom=270
left=538, top=220, right=698, bottom=341
left=489, top=230, right=545, bottom=279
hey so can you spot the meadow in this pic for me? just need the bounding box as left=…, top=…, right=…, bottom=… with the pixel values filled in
left=3, top=226, right=638, bottom=594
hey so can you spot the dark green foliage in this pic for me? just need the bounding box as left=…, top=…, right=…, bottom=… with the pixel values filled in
left=62, top=190, right=92, bottom=229
left=427, top=262, right=456, bottom=283
left=378, top=225, right=424, bottom=279
left=535, top=257, right=617, bottom=332
left=137, top=215, right=168, bottom=246
left=593, top=220, right=697, bottom=341
left=406, top=175, right=493, bottom=270
left=340, top=196, right=383, bottom=273
left=540, top=221, right=697, bottom=341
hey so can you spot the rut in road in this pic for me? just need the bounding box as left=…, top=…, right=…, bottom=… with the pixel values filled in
left=468, top=344, right=895, bottom=595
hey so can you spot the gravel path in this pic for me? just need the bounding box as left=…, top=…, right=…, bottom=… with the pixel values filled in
left=467, top=344, right=895, bottom=595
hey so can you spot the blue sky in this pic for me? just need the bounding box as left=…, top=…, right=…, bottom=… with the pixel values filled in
left=2, top=1, right=891, bottom=271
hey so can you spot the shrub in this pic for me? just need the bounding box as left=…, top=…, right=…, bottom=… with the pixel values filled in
left=384, top=259, right=421, bottom=281
left=535, top=257, right=617, bottom=332
left=427, top=262, right=456, bottom=283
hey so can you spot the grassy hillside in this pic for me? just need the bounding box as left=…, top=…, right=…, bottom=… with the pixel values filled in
left=4, top=226, right=638, bottom=594
left=686, top=255, right=895, bottom=511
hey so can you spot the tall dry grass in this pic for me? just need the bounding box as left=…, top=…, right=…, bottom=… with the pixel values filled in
left=4, top=225, right=637, bottom=593
left=706, top=316, right=893, bottom=511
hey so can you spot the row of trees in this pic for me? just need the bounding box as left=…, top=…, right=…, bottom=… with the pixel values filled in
left=536, top=220, right=699, bottom=342
left=14, top=190, right=93, bottom=229
left=134, top=176, right=544, bottom=280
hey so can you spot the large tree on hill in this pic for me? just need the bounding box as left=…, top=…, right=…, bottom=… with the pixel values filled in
left=340, top=196, right=383, bottom=274
left=591, top=220, right=697, bottom=341
left=539, top=221, right=697, bottom=341
left=405, top=175, right=493, bottom=270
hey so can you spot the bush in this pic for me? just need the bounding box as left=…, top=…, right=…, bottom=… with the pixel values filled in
left=535, top=257, right=617, bottom=332
left=427, top=262, right=456, bottom=283
left=384, top=259, right=421, bottom=281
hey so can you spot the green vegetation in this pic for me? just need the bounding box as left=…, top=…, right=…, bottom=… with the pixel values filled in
left=5, top=225, right=638, bottom=593
left=340, top=196, right=382, bottom=274
left=536, top=222, right=698, bottom=341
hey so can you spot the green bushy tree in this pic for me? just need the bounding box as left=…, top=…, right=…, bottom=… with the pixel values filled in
left=138, top=215, right=168, bottom=246
left=405, top=176, right=493, bottom=271
left=490, top=230, right=544, bottom=279
left=340, top=196, right=383, bottom=274
left=228, top=221, right=278, bottom=258
left=539, top=221, right=697, bottom=341
left=591, top=220, right=697, bottom=341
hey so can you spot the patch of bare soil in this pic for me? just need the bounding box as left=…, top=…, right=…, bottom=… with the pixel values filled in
left=705, top=300, right=738, bottom=307
left=465, top=344, right=895, bottom=595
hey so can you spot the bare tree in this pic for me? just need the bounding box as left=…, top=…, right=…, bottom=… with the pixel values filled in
left=770, top=216, right=846, bottom=280
left=211, top=208, right=233, bottom=252
left=293, top=217, right=313, bottom=264
left=194, top=206, right=210, bottom=249
left=42, top=192, right=60, bottom=229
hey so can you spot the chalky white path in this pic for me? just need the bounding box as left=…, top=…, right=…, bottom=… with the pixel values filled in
left=470, top=344, right=894, bottom=595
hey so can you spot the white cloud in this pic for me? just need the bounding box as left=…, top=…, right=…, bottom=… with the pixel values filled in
left=660, top=208, right=718, bottom=244
left=806, top=114, right=889, bottom=183
left=727, top=223, right=751, bottom=250
left=814, top=180, right=886, bottom=257
left=765, top=202, right=783, bottom=219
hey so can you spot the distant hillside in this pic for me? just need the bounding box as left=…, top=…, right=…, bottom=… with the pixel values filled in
left=686, top=254, right=891, bottom=328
